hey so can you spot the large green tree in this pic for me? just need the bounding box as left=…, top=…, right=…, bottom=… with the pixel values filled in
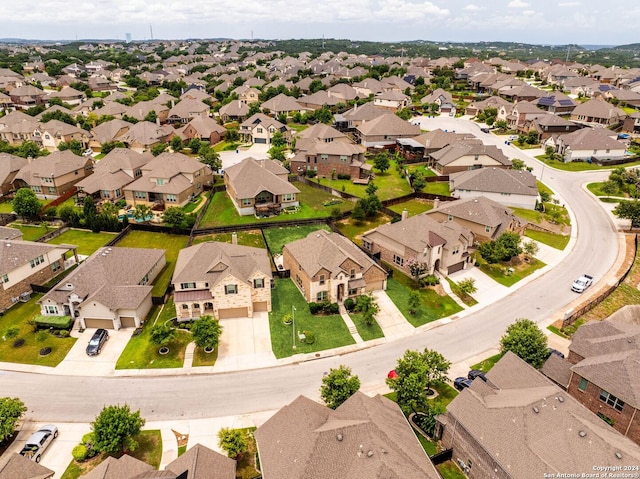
left=373, top=152, right=390, bottom=174
left=162, top=207, right=186, bottom=228
left=58, top=139, right=84, bottom=156
left=0, top=397, right=27, bottom=442
left=499, top=318, right=548, bottom=368
left=320, top=365, right=361, bottom=409
left=12, top=188, right=42, bottom=219
left=191, top=315, right=223, bottom=350
left=198, top=144, right=222, bottom=172
left=92, top=404, right=145, bottom=455
left=217, top=428, right=248, bottom=459
left=614, top=199, right=640, bottom=229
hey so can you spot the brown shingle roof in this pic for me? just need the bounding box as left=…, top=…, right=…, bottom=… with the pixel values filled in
left=79, top=455, right=153, bottom=479
left=0, top=452, right=54, bottom=479
left=165, top=443, right=236, bottom=479
left=450, top=168, right=538, bottom=196
left=224, top=158, right=299, bottom=199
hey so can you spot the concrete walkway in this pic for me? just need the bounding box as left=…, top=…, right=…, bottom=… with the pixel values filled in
left=338, top=304, right=364, bottom=343
left=183, top=342, right=195, bottom=368
left=371, top=290, right=415, bottom=340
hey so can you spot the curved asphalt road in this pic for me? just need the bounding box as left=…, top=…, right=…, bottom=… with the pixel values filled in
left=3, top=118, right=620, bottom=423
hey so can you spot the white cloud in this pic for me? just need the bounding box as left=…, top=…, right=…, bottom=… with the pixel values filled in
left=558, top=1, right=581, bottom=6
left=507, top=0, right=530, bottom=7
left=463, top=4, right=482, bottom=11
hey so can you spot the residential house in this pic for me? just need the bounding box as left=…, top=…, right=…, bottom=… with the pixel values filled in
left=172, top=241, right=272, bottom=320
left=518, top=114, right=583, bottom=142
left=8, top=85, right=46, bottom=109
left=91, top=100, right=129, bottom=119
left=75, top=148, right=152, bottom=203
left=178, top=115, right=226, bottom=144
left=421, top=88, right=454, bottom=109
left=125, top=100, right=170, bottom=123
left=124, top=152, right=212, bottom=209
left=332, top=102, right=392, bottom=131
left=219, top=100, right=250, bottom=123
left=87, top=76, right=115, bottom=93
left=0, top=238, right=77, bottom=312
left=38, top=119, right=90, bottom=152
left=437, top=352, right=640, bottom=479
left=296, top=90, right=343, bottom=111
left=0, top=453, right=54, bottom=479
left=497, top=101, right=548, bottom=130
left=167, top=97, right=210, bottom=124
left=261, top=93, right=307, bottom=118
left=224, top=157, right=299, bottom=216
left=0, top=152, right=28, bottom=196
left=283, top=230, right=387, bottom=303
left=623, top=111, right=640, bottom=134
left=361, top=211, right=474, bottom=276
left=449, top=167, right=538, bottom=209
left=46, top=86, right=86, bottom=106
left=39, top=247, right=166, bottom=330
left=165, top=443, right=236, bottom=479
left=397, top=129, right=475, bottom=162
left=549, top=127, right=627, bottom=163
left=354, top=113, right=420, bottom=148
left=373, top=90, right=411, bottom=111
left=291, top=131, right=369, bottom=179
left=231, top=85, right=260, bottom=105
left=117, top=121, right=174, bottom=153
left=13, top=150, right=94, bottom=199
left=88, top=118, right=133, bottom=150
left=427, top=196, right=526, bottom=242
left=79, top=455, right=153, bottom=479
left=239, top=113, right=291, bottom=145
left=0, top=110, right=41, bottom=146
left=255, top=391, right=441, bottom=479
left=535, top=92, right=577, bottom=115
left=431, top=140, right=511, bottom=175
left=570, top=98, right=626, bottom=126
left=499, top=83, right=547, bottom=103
left=464, top=95, right=511, bottom=116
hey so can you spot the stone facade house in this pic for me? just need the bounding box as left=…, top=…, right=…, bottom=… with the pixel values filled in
left=178, top=115, right=226, bottom=144
left=38, top=119, right=90, bottom=152
left=291, top=140, right=369, bottom=179
left=570, top=98, right=626, bottom=126
left=239, top=113, right=291, bottom=145
left=283, top=230, right=387, bottom=303
left=172, top=241, right=272, bottom=320
left=354, top=113, right=420, bottom=148
left=39, top=247, right=166, bottom=330
left=517, top=114, right=582, bottom=142
left=431, top=140, right=511, bottom=175
left=361, top=211, right=474, bottom=276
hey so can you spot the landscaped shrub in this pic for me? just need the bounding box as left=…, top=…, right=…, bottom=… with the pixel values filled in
left=34, top=314, right=73, bottom=330
left=303, top=330, right=316, bottom=344
left=421, top=275, right=440, bottom=286
left=5, top=327, right=19, bottom=339
left=72, top=444, right=88, bottom=462
left=326, top=302, right=339, bottom=315
left=82, top=432, right=95, bottom=445
left=344, top=298, right=356, bottom=312
left=57, top=329, right=70, bottom=338
left=309, top=302, right=339, bottom=315
left=337, top=173, right=351, bottom=180
left=306, top=170, right=317, bottom=178
left=12, top=338, right=25, bottom=348
left=309, top=302, right=322, bottom=315
left=36, top=330, right=49, bottom=342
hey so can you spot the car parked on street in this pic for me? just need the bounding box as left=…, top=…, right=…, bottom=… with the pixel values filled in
left=454, top=377, right=473, bottom=391
left=86, top=328, right=109, bottom=356
left=571, top=274, right=594, bottom=293
left=20, top=425, right=58, bottom=462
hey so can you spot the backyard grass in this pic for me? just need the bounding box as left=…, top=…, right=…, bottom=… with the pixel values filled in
left=192, top=230, right=267, bottom=249
left=349, top=312, right=384, bottom=341
left=47, top=229, right=117, bottom=256
left=213, top=140, right=240, bottom=152
left=388, top=198, right=433, bottom=217
left=198, top=182, right=351, bottom=228
left=446, top=278, right=478, bottom=307
left=0, top=202, right=14, bottom=213
left=536, top=154, right=640, bottom=171
left=317, top=160, right=413, bottom=200
left=181, top=193, right=203, bottom=213
left=537, top=180, right=554, bottom=198
left=336, top=213, right=392, bottom=246
left=268, top=279, right=355, bottom=358
left=525, top=229, right=570, bottom=250
left=471, top=352, right=504, bottom=372
left=9, top=223, right=50, bottom=241
left=421, top=181, right=451, bottom=196
left=116, top=299, right=193, bottom=369
left=437, top=461, right=467, bottom=479
left=406, top=163, right=437, bottom=177
left=115, top=231, right=188, bottom=296
left=262, top=224, right=331, bottom=254
left=385, top=267, right=462, bottom=327
left=476, top=255, right=546, bottom=287
left=60, top=430, right=162, bottom=479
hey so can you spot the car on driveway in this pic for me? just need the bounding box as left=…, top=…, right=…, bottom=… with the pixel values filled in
left=468, top=369, right=487, bottom=382
left=454, top=377, right=473, bottom=391
left=20, top=425, right=57, bottom=462
left=546, top=348, right=565, bottom=359
left=86, top=328, right=109, bottom=356
left=571, top=274, right=594, bottom=293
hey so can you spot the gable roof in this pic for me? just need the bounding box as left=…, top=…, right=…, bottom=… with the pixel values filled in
left=450, top=167, right=538, bottom=197
left=79, top=454, right=153, bottom=479
left=15, top=150, right=91, bottom=183
left=0, top=152, right=28, bottom=185
left=355, top=114, right=420, bottom=137
left=0, top=239, right=73, bottom=274
left=428, top=196, right=522, bottom=233
left=224, top=157, right=299, bottom=198
left=558, top=127, right=626, bottom=151
left=168, top=97, right=209, bottom=119
left=261, top=93, right=305, bottom=112
left=431, top=141, right=511, bottom=167
left=572, top=98, right=626, bottom=120
left=165, top=443, right=236, bottom=479
left=255, top=391, right=440, bottom=479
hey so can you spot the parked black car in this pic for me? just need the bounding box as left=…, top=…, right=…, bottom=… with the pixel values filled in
left=454, top=377, right=473, bottom=391
left=468, top=369, right=487, bottom=382
left=86, top=328, right=109, bottom=356
left=546, top=348, right=565, bottom=359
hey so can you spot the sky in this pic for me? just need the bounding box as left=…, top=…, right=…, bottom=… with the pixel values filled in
left=2, top=0, right=638, bottom=46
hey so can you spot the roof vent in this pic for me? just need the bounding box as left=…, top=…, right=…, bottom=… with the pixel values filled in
left=532, top=406, right=539, bottom=414
left=579, top=430, right=587, bottom=438
left=337, top=434, right=343, bottom=441
left=367, top=450, right=374, bottom=457
left=616, top=452, right=623, bottom=460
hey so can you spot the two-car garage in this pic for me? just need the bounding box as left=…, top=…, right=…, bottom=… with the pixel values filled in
left=83, top=316, right=137, bottom=330
left=217, top=302, right=269, bottom=319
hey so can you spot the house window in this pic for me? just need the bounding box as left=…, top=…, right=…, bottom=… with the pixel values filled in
left=102, top=190, right=111, bottom=198
left=1, top=274, right=7, bottom=283
left=452, top=246, right=459, bottom=255
left=253, top=278, right=265, bottom=288
left=578, top=377, right=588, bottom=392
left=600, top=390, right=624, bottom=412
left=257, top=127, right=263, bottom=133
left=156, top=178, right=165, bottom=186
left=350, top=269, right=355, bottom=279
left=115, top=188, right=122, bottom=197
left=393, top=254, right=404, bottom=267
left=348, top=288, right=358, bottom=296
left=166, top=194, right=177, bottom=202
left=182, top=304, right=189, bottom=310
left=44, top=305, right=58, bottom=315
left=321, top=154, right=328, bottom=161
left=48, top=187, right=55, bottom=194
left=30, top=255, right=44, bottom=268
left=51, top=262, right=61, bottom=273
left=340, top=155, right=347, bottom=162
left=362, top=239, right=371, bottom=250
left=319, top=275, right=325, bottom=285
left=181, top=282, right=196, bottom=290
left=32, top=185, right=42, bottom=193
left=239, top=197, right=252, bottom=207
left=296, top=274, right=303, bottom=287
left=474, top=154, right=479, bottom=161
left=317, top=291, right=327, bottom=301
left=134, top=169, right=142, bottom=177
left=282, top=193, right=295, bottom=202
left=485, top=225, right=491, bottom=233
left=134, top=191, right=146, bottom=199
left=225, top=284, right=237, bottom=294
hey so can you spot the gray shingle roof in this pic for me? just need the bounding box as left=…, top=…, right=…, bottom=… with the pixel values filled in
left=431, top=141, right=511, bottom=167
left=165, top=443, right=236, bottom=479
left=79, top=455, right=153, bottom=479
left=15, top=150, right=92, bottom=183
left=356, top=114, right=420, bottom=136
left=450, top=168, right=538, bottom=196
left=224, top=157, right=299, bottom=199
left=428, top=196, right=519, bottom=229
left=0, top=239, right=73, bottom=274
left=0, top=452, right=54, bottom=479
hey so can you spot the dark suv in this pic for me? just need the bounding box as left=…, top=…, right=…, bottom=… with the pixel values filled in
left=86, top=328, right=109, bottom=356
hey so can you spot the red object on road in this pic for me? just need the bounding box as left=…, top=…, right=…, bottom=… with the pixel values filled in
left=387, top=369, right=398, bottom=379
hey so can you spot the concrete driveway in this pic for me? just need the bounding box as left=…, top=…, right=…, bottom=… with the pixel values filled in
left=448, top=267, right=510, bottom=306
left=54, top=328, right=133, bottom=376
left=212, top=312, right=276, bottom=372
left=371, top=291, right=415, bottom=340
left=7, top=422, right=86, bottom=477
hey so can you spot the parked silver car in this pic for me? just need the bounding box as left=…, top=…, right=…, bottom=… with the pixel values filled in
left=20, top=425, right=58, bottom=462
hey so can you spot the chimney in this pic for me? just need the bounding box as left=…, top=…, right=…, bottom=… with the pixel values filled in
left=232, top=232, right=238, bottom=245
left=156, top=117, right=160, bottom=126
left=27, top=156, right=33, bottom=164
left=401, top=208, right=408, bottom=221
left=433, top=198, right=440, bottom=209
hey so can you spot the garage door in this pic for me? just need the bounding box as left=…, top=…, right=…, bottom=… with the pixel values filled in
left=254, top=138, right=267, bottom=144
left=365, top=280, right=385, bottom=292
left=447, top=262, right=465, bottom=274
left=84, top=318, right=114, bottom=329
left=120, top=316, right=136, bottom=328
left=253, top=301, right=268, bottom=312
left=218, top=307, right=249, bottom=319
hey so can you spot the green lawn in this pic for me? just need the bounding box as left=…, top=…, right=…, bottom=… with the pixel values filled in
left=586, top=181, right=627, bottom=198
left=0, top=294, right=77, bottom=366
left=213, top=141, right=240, bottom=152
left=51, top=196, right=83, bottom=212
left=115, top=231, right=188, bottom=296
left=471, top=352, right=504, bottom=372
left=537, top=180, right=554, bottom=198
left=349, top=312, right=384, bottom=341
left=47, top=229, right=116, bottom=256
left=181, top=194, right=204, bottom=213
left=317, top=160, right=413, bottom=200
left=336, top=213, right=392, bottom=246
left=192, top=230, right=267, bottom=249
left=385, top=268, right=462, bottom=327
left=421, top=182, right=451, bottom=196
left=0, top=202, right=14, bottom=213
left=192, top=345, right=218, bottom=367
left=536, top=154, right=640, bottom=171
left=406, top=163, right=437, bottom=177
left=116, top=298, right=193, bottom=369
left=268, top=279, right=355, bottom=358
left=446, top=278, right=478, bottom=307
left=262, top=224, right=331, bottom=254
left=60, top=430, right=162, bottom=479
left=476, top=255, right=546, bottom=287
left=388, top=199, right=433, bottom=217
left=512, top=204, right=570, bottom=227
left=9, top=223, right=49, bottom=241
left=437, top=462, right=467, bottom=479
left=525, top=229, right=570, bottom=250
left=198, top=183, right=351, bottom=228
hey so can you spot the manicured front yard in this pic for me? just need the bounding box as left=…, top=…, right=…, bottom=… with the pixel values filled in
left=9, top=223, right=50, bottom=241
left=0, top=201, right=14, bottom=213
left=262, top=224, right=331, bottom=254
left=115, top=231, right=188, bottom=296
left=0, top=294, right=77, bottom=366
left=336, top=213, right=392, bottom=246
left=476, top=255, right=546, bottom=287
left=385, top=267, right=462, bottom=327
left=116, top=299, right=192, bottom=369
left=471, top=352, right=504, bottom=372
left=525, top=229, right=570, bottom=250
left=536, top=154, right=640, bottom=171
left=47, top=229, right=117, bottom=256
left=349, top=312, right=384, bottom=341
left=586, top=181, right=627, bottom=199
left=60, top=430, right=162, bottom=479
left=512, top=204, right=570, bottom=229
left=388, top=198, right=433, bottom=217
left=268, top=279, right=355, bottom=359
left=192, top=230, right=267, bottom=249
left=198, top=182, right=351, bottom=228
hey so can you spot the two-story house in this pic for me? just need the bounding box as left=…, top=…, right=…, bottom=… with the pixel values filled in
left=430, top=140, right=511, bottom=175
left=172, top=241, right=272, bottom=320
left=239, top=113, right=292, bottom=145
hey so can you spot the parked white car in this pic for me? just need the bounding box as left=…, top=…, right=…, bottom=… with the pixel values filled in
left=571, top=274, right=594, bottom=293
